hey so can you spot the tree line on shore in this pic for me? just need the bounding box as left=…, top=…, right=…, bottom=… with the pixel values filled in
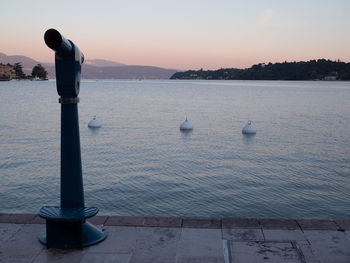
left=170, top=59, right=350, bottom=80
left=0, top=62, right=48, bottom=80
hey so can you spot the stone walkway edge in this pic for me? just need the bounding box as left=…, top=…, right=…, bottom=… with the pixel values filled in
left=1, top=213, right=349, bottom=230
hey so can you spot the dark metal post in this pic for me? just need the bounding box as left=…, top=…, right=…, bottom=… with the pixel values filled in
left=39, top=29, right=107, bottom=249
left=60, top=103, right=84, bottom=208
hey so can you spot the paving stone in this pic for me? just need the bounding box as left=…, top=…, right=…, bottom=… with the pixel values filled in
left=87, top=216, right=109, bottom=226
left=87, top=226, right=138, bottom=253
left=0, top=223, right=22, bottom=243
left=1, top=224, right=45, bottom=258
left=222, top=228, right=264, bottom=241
left=0, top=213, right=36, bottom=224
left=177, top=228, right=224, bottom=261
left=143, top=216, right=182, bottom=227
left=304, top=230, right=350, bottom=262
left=1, top=254, right=39, bottom=263
left=230, top=241, right=301, bottom=262
left=297, top=219, right=338, bottom=230
left=263, top=229, right=307, bottom=242
left=81, top=253, right=131, bottom=263
left=344, top=231, right=350, bottom=241
left=222, top=218, right=260, bottom=229
left=182, top=218, right=221, bottom=229
left=2, top=215, right=350, bottom=262
left=295, top=242, right=320, bottom=263
left=259, top=218, right=299, bottom=230
left=105, top=216, right=144, bottom=226
left=176, top=255, right=224, bottom=263
left=130, top=227, right=181, bottom=263
left=129, top=255, right=175, bottom=263
left=0, top=224, right=38, bottom=263
left=32, top=248, right=86, bottom=263
left=335, top=220, right=350, bottom=230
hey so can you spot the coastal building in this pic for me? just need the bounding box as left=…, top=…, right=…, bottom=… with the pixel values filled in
left=324, top=71, right=338, bottom=81
left=324, top=75, right=337, bottom=81
left=0, top=63, right=15, bottom=80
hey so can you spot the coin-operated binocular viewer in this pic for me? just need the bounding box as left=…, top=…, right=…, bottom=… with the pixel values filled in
left=39, top=29, right=107, bottom=249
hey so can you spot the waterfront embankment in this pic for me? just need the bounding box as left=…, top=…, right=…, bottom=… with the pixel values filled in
left=1, top=213, right=350, bottom=262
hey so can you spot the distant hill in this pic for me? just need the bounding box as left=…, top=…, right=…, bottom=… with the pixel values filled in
left=81, top=65, right=176, bottom=79
left=0, top=52, right=40, bottom=71
left=0, top=52, right=175, bottom=79
left=84, top=59, right=125, bottom=67
left=42, top=64, right=176, bottom=79
left=171, top=59, right=350, bottom=80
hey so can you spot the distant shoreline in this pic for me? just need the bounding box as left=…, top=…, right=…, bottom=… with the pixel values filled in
left=170, top=59, right=350, bottom=81
left=2, top=77, right=350, bottom=82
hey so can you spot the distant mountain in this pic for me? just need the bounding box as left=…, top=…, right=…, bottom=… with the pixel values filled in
left=0, top=52, right=176, bottom=79
left=82, top=65, right=176, bottom=79
left=0, top=52, right=41, bottom=71
left=85, top=59, right=125, bottom=67
left=43, top=63, right=176, bottom=79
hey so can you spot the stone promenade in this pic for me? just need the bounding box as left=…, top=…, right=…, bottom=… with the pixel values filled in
left=1, top=214, right=350, bottom=262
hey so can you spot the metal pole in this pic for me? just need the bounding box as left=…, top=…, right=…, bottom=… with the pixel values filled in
left=39, top=29, right=107, bottom=249
left=60, top=101, right=84, bottom=208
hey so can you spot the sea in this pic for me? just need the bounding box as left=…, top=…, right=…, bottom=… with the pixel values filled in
left=0, top=79, right=349, bottom=219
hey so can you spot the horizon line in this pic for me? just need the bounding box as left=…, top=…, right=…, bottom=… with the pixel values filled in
left=1, top=51, right=350, bottom=71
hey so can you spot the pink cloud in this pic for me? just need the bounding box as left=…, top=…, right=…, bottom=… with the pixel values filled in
left=259, top=9, right=276, bottom=24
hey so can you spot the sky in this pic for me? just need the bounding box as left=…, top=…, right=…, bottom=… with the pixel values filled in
left=1, top=0, right=350, bottom=70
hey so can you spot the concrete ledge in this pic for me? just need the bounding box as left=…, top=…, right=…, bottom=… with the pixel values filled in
left=0, top=213, right=36, bottom=224
left=143, top=216, right=182, bottom=227
left=0, top=213, right=348, bottom=231
left=335, top=220, right=350, bottom=230
left=259, top=218, right=299, bottom=230
left=182, top=217, right=221, bottom=229
left=30, top=215, right=45, bottom=224
left=222, top=218, right=260, bottom=229
left=105, top=216, right=144, bottom=226
left=297, top=219, right=339, bottom=230
left=87, top=215, right=109, bottom=225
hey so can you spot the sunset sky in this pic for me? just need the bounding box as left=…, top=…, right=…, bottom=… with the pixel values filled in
left=1, top=0, right=349, bottom=70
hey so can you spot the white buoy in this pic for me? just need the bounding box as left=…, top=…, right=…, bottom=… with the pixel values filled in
left=180, top=116, right=193, bottom=131
left=88, top=116, right=102, bottom=128
left=242, top=120, right=256, bottom=134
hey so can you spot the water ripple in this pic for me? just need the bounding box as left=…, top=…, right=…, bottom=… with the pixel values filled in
left=1, top=80, right=350, bottom=219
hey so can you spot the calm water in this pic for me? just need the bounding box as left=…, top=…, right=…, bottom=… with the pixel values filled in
left=0, top=80, right=350, bottom=219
